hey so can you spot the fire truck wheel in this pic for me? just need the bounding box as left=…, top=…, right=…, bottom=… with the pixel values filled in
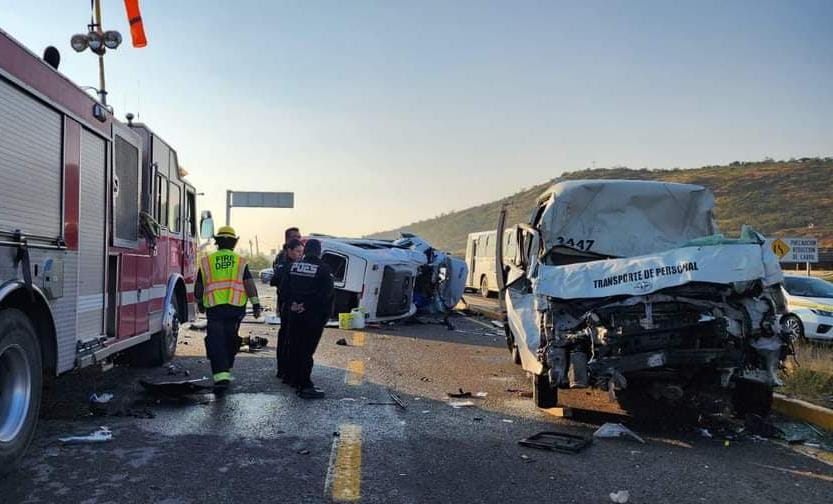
left=0, top=308, right=43, bottom=475
left=130, top=296, right=180, bottom=367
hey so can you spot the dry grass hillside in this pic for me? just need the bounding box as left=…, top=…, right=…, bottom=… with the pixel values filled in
left=368, top=158, right=833, bottom=256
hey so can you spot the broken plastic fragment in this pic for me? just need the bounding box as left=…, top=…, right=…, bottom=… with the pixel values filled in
left=449, top=401, right=476, bottom=408
left=89, top=393, right=113, bottom=404
left=59, top=426, right=112, bottom=444
left=609, top=490, right=630, bottom=503
left=593, top=423, right=645, bottom=444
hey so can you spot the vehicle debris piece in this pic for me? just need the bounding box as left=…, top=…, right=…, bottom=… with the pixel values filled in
left=593, top=423, right=646, bottom=444
left=518, top=431, right=592, bottom=454
left=59, top=426, right=112, bottom=445
left=389, top=392, right=407, bottom=410
left=335, top=338, right=348, bottom=346
left=190, top=320, right=208, bottom=331
left=449, top=401, right=476, bottom=408
left=89, top=393, right=114, bottom=404
left=699, top=428, right=713, bottom=439
left=297, top=449, right=310, bottom=455
left=474, top=392, right=488, bottom=398
left=139, top=377, right=215, bottom=397
left=88, top=393, right=115, bottom=416
left=447, top=388, right=473, bottom=398
left=744, top=414, right=784, bottom=439
left=166, top=363, right=191, bottom=377
left=507, top=388, right=533, bottom=398
left=609, top=490, right=630, bottom=503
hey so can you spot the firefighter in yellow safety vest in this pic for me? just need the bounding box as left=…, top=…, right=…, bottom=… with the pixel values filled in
left=195, top=226, right=262, bottom=390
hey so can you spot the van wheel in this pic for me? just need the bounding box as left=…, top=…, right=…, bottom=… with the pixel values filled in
left=533, top=373, right=557, bottom=408
left=480, top=276, right=490, bottom=298
left=732, top=380, right=773, bottom=418
left=0, top=309, right=42, bottom=475
left=131, top=295, right=180, bottom=367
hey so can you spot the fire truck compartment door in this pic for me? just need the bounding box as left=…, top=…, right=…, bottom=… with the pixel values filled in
left=76, top=129, right=107, bottom=341
left=0, top=78, right=62, bottom=239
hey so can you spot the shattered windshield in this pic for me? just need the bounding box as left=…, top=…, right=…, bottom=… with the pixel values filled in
left=784, top=276, right=833, bottom=298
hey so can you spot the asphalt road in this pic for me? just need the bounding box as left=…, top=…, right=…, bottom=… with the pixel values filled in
left=3, top=288, right=833, bottom=503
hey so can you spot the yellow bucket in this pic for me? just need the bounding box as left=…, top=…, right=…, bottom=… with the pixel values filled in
left=338, top=313, right=353, bottom=330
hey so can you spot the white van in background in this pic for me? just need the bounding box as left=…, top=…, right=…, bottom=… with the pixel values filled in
left=464, top=230, right=515, bottom=297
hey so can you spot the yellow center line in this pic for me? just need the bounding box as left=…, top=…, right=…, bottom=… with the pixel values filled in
left=346, top=360, right=365, bottom=386
left=352, top=332, right=365, bottom=347
left=326, top=424, right=363, bottom=502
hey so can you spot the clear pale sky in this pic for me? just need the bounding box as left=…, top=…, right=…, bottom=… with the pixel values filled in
left=3, top=1, right=832, bottom=252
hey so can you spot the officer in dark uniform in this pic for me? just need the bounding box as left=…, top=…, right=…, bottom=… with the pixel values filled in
left=280, top=239, right=334, bottom=398
left=270, top=238, right=304, bottom=381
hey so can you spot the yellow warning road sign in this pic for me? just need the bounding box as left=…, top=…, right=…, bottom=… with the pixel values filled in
left=771, top=239, right=790, bottom=258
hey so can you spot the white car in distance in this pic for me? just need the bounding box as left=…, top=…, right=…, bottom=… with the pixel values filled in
left=782, top=274, right=833, bottom=342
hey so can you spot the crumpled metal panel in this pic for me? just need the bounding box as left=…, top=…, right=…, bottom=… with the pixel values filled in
left=537, top=180, right=717, bottom=258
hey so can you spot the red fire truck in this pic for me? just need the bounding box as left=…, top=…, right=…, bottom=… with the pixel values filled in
left=0, top=28, right=203, bottom=471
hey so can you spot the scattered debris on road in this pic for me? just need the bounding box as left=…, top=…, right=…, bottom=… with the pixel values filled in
left=240, top=335, right=268, bottom=352
left=389, top=392, right=407, bottom=410
left=506, top=388, right=533, bottom=398
left=139, top=377, right=215, bottom=397
left=89, top=393, right=113, bottom=404
left=189, top=320, right=207, bottom=331
left=167, top=363, right=191, bottom=377
left=59, top=426, right=112, bottom=445
left=518, top=431, right=592, bottom=454
left=297, top=449, right=311, bottom=455
left=744, top=414, right=784, bottom=439
left=449, top=401, right=476, bottom=408
left=593, top=423, right=646, bottom=444
left=447, top=388, right=472, bottom=398
left=336, top=338, right=348, bottom=346
left=609, top=490, right=630, bottom=503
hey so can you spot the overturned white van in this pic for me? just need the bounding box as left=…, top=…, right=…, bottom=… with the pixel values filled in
left=497, top=180, right=791, bottom=416
left=315, top=234, right=467, bottom=323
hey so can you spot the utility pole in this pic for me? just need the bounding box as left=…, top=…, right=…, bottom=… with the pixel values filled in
left=248, top=240, right=253, bottom=257
left=255, top=235, right=260, bottom=256
left=93, top=0, right=107, bottom=106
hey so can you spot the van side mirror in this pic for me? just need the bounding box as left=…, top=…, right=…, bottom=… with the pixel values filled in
left=199, top=210, right=214, bottom=239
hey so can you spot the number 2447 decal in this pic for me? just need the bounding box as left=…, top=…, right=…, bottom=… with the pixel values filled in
left=555, top=237, right=594, bottom=251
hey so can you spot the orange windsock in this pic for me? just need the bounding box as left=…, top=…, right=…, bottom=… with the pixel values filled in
left=124, top=0, right=147, bottom=48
